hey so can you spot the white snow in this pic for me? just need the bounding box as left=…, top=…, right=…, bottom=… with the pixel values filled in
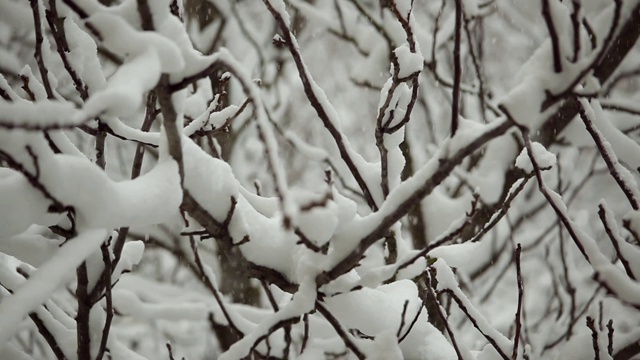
left=182, top=137, right=238, bottom=220
left=219, top=280, right=317, bottom=360
left=462, top=0, right=480, bottom=16
left=515, top=141, right=556, bottom=172
left=0, top=232, right=60, bottom=267
left=64, top=18, right=106, bottom=94
left=0, top=100, right=81, bottom=129
left=264, top=0, right=292, bottom=27
left=0, top=169, right=52, bottom=238
left=0, top=229, right=109, bottom=353
left=39, top=155, right=182, bottom=229
left=324, top=279, right=457, bottom=360
left=394, top=44, right=423, bottom=79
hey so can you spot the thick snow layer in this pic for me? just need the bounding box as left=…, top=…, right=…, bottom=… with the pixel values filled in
left=82, top=49, right=161, bottom=118
left=0, top=100, right=81, bottom=129
left=468, top=131, right=519, bottom=203
left=297, top=205, right=339, bottom=245
left=0, top=169, right=52, bottom=237
left=394, top=44, right=423, bottom=79
left=0, top=342, right=32, bottom=360
left=39, top=155, right=181, bottom=229
left=0, top=233, right=60, bottom=267
left=0, top=229, right=109, bottom=352
left=64, top=18, right=106, bottom=94
left=515, top=141, right=556, bottom=172
left=111, top=240, right=145, bottom=281
left=182, top=137, right=238, bottom=220
left=219, top=280, right=317, bottom=360
left=324, top=280, right=456, bottom=360
left=366, top=330, right=403, bottom=360
left=79, top=10, right=184, bottom=118
left=423, top=187, right=473, bottom=243
left=429, top=241, right=493, bottom=275
left=184, top=136, right=310, bottom=280
left=229, top=196, right=298, bottom=280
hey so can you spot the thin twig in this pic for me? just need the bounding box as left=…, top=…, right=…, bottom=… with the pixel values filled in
left=541, top=0, right=562, bottom=73
left=586, top=316, right=601, bottom=360
left=29, top=0, right=54, bottom=99
left=512, top=244, right=524, bottom=360
left=451, top=0, right=463, bottom=136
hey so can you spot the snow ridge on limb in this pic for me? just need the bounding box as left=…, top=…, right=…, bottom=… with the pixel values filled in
left=434, top=259, right=512, bottom=359
left=0, top=229, right=109, bottom=353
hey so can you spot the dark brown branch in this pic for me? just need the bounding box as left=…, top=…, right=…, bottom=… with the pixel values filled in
left=556, top=162, right=577, bottom=339
left=46, top=0, right=89, bottom=100
left=247, top=317, right=300, bottom=357
left=464, top=16, right=488, bottom=122
left=586, top=316, right=601, bottom=360
left=541, top=0, right=562, bottom=73
left=607, top=319, right=614, bottom=357
left=601, top=102, right=640, bottom=117
left=512, top=244, right=524, bottom=360
left=396, top=300, right=409, bottom=338
left=76, top=263, right=91, bottom=360
left=29, top=0, right=54, bottom=99
left=598, top=204, right=635, bottom=280
left=451, top=0, right=463, bottom=136
left=136, top=0, right=154, bottom=31
left=166, top=342, right=176, bottom=360
left=398, top=299, right=425, bottom=343
left=29, top=312, right=67, bottom=360
left=158, top=75, right=184, bottom=181
left=295, top=228, right=329, bottom=254
left=571, top=0, right=581, bottom=63
left=301, top=313, right=310, bottom=354
left=95, top=244, right=113, bottom=360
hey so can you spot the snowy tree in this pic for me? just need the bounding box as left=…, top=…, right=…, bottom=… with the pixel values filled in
left=2, top=0, right=640, bottom=359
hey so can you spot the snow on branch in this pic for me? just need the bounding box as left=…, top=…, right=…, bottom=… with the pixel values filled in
left=3, top=0, right=640, bottom=358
